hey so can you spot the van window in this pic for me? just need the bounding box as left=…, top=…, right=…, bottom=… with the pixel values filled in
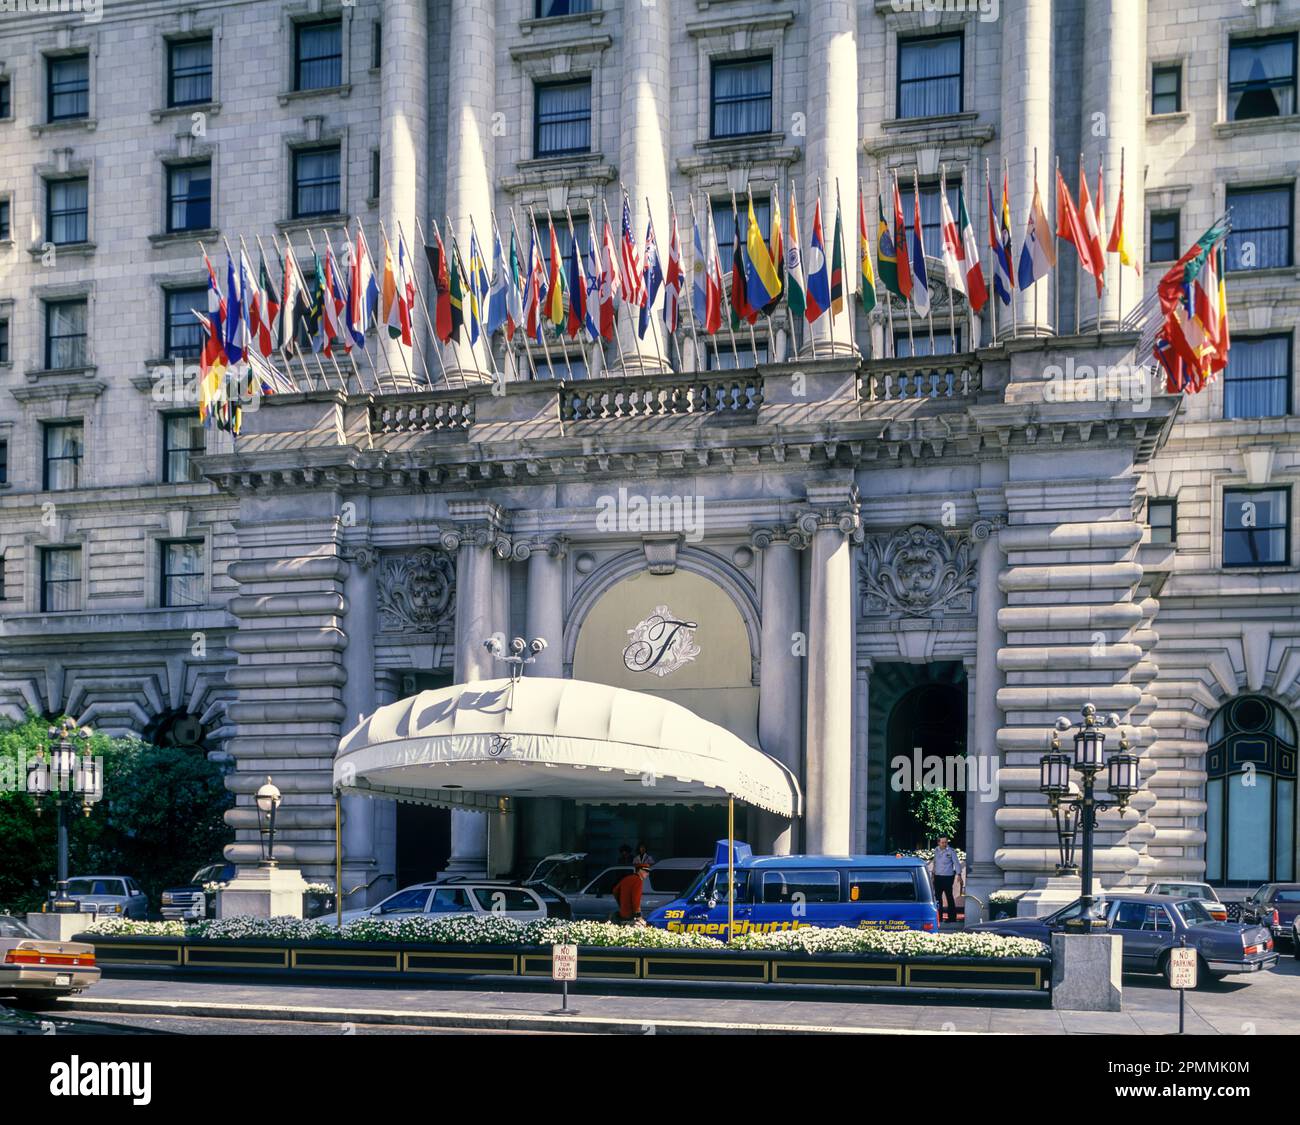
left=471, top=888, right=537, bottom=913
left=647, top=866, right=704, bottom=895
left=758, top=869, right=840, bottom=905
left=427, top=888, right=472, bottom=913
left=848, top=870, right=918, bottom=903
left=690, top=869, right=749, bottom=904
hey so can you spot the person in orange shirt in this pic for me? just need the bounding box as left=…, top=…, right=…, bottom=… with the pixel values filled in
left=610, top=863, right=651, bottom=925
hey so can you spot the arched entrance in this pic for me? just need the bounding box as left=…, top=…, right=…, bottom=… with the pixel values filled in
left=1205, top=695, right=1297, bottom=885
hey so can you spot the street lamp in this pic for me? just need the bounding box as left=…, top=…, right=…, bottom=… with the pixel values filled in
left=26, top=720, right=101, bottom=912
left=484, top=635, right=548, bottom=684
left=255, top=777, right=282, bottom=866
left=1038, top=703, right=1141, bottom=933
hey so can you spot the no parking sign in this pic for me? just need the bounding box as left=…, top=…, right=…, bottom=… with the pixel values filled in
left=1169, top=946, right=1198, bottom=990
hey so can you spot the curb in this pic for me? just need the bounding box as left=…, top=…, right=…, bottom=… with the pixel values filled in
left=54, top=995, right=961, bottom=1035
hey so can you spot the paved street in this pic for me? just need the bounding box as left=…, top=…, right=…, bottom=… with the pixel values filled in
left=38, top=952, right=1300, bottom=1035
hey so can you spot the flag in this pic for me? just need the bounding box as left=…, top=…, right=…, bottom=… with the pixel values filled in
left=544, top=219, right=565, bottom=328
left=448, top=243, right=466, bottom=342
left=1108, top=166, right=1140, bottom=277
left=957, top=188, right=988, bottom=314
left=939, top=180, right=966, bottom=299
left=302, top=253, right=325, bottom=350
left=599, top=217, right=621, bottom=341
left=745, top=194, right=781, bottom=312
left=349, top=228, right=378, bottom=348
left=426, top=227, right=453, bottom=344
left=639, top=213, right=663, bottom=339
left=487, top=226, right=509, bottom=337
left=763, top=187, right=783, bottom=317
left=506, top=228, right=525, bottom=342
left=703, top=207, right=724, bottom=335
left=893, top=176, right=914, bottom=301
left=1017, top=179, right=1057, bottom=291
left=195, top=310, right=231, bottom=430
left=385, top=236, right=412, bottom=345
left=909, top=180, right=930, bottom=318
left=859, top=187, right=877, bottom=314
left=1213, top=242, right=1230, bottom=373
left=467, top=229, right=490, bottom=345
left=786, top=189, right=808, bottom=321
left=277, top=243, right=304, bottom=355
left=620, top=195, right=644, bottom=307
left=692, top=208, right=709, bottom=327
left=988, top=175, right=1014, bottom=305
left=830, top=196, right=846, bottom=316
left=322, top=244, right=350, bottom=356
left=806, top=197, right=831, bottom=321
left=524, top=228, right=544, bottom=341
left=1095, top=161, right=1107, bottom=269
left=224, top=252, right=244, bottom=363
left=730, top=209, right=759, bottom=325
left=238, top=248, right=257, bottom=362
left=1056, top=169, right=1099, bottom=287
left=253, top=253, right=280, bottom=357
left=203, top=252, right=227, bottom=361
left=566, top=221, right=589, bottom=340
left=1078, top=167, right=1105, bottom=298
left=381, top=238, right=399, bottom=337
left=663, top=206, right=683, bottom=334
left=1153, top=219, right=1231, bottom=391
left=584, top=222, right=601, bottom=342
left=878, top=194, right=902, bottom=299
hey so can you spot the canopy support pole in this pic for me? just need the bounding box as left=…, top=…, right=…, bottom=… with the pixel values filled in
left=334, top=793, right=343, bottom=929
left=728, top=795, right=735, bottom=944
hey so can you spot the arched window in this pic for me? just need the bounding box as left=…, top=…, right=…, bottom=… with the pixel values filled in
left=1205, top=695, right=1297, bottom=884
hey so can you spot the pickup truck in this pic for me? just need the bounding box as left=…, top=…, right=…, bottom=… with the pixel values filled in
left=159, top=863, right=235, bottom=922
left=1240, top=883, right=1300, bottom=948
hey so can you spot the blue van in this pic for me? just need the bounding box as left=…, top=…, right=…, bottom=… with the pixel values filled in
left=646, top=843, right=939, bottom=940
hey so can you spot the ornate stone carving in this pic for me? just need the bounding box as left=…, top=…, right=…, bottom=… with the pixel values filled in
left=351, top=545, right=380, bottom=572
left=858, top=525, right=977, bottom=618
left=376, top=548, right=457, bottom=634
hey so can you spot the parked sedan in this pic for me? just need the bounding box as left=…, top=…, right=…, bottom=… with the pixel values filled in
left=1144, top=881, right=1228, bottom=921
left=60, top=875, right=148, bottom=920
left=1241, top=883, right=1300, bottom=948
left=327, top=879, right=549, bottom=926
left=0, top=916, right=99, bottom=1004
left=970, top=893, right=1276, bottom=985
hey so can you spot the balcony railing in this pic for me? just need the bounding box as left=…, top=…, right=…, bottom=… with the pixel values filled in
left=369, top=395, right=475, bottom=434
left=561, top=372, right=764, bottom=421
left=858, top=355, right=982, bottom=402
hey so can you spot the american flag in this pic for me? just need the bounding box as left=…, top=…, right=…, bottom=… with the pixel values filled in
left=621, top=194, right=645, bottom=306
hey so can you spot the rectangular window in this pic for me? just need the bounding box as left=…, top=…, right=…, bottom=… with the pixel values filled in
left=0, top=440, right=7, bottom=484
left=1152, top=65, right=1182, bottom=114
left=47, top=178, right=88, bottom=245
left=1224, top=487, right=1290, bottom=567
left=166, top=162, right=211, bottom=233
left=1149, top=211, right=1180, bottom=262
left=915, top=180, right=960, bottom=259
left=894, top=329, right=962, bottom=358
left=163, top=413, right=205, bottom=484
left=293, top=146, right=341, bottom=219
left=165, top=287, right=206, bottom=360
left=1226, top=185, right=1293, bottom=270
left=0, top=76, right=10, bottom=118
left=168, top=37, right=212, bottom=107
left=848, top=870, right=919, bottom=903
left=161, top=539, right=204, bottom=608
left=1228, top=34, right=1297, bottom=121
left=369, top=149, right=380, bottom=200
left=295, top=19, right=343, bottom=91
left=371, top=22, right=382, bottom=69
left=1224, top=333, right=1292, bottom=419
left=1148, top=498, right=1177, bottom=545
left=40, top=547, right=81, bottom=612
left=536, top=0, right=593, bottom=15
left=707, top=344, right=769, bottom=371
left=897, top=33, right=963, bottom=119
left=0, top=317, right=8, bottom=364
left=47, top=54, right=89, bottom=122
left=44, top=300, right=87, bottom=370
left=711, top=198, right=771, bottom=256
left=0, top=198, right=9, bottom=240
left=534, top=79, right=591, bottom=157
left=710, top=56, right=772, bottom=138
left=542, top=216, right=589, bottom=278
left=43, top=421, right=83, bottom=491
left=758, top=869, right=841, bottom=905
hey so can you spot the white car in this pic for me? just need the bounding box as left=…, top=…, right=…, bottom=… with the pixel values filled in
left=327, top=880, right=548, bottom=926
left=557, top=858, right=712, bottom=920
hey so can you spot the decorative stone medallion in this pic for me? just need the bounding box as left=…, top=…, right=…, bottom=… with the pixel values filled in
left=376, top=548, right=456, bottom=634
left=622, top=605, right=701, bottom=677
left=858, top=525, right=976, bottom=618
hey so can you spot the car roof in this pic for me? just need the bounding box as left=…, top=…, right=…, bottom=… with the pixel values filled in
left=1107, top=893, right=1197, bottom=904
left=68, top=875, right=129, bottom=881
left=737, top=855, right=927, bottom=870
left=649, top=857, right=711, bottom=869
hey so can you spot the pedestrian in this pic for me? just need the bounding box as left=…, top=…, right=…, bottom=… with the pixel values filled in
left=930, top=836, right=963, bottom=924
left=616, top=843, right=633, bottom=866
left=632, top=842, right=655, bottom=869
left=609, top=862, right=651, bottom=926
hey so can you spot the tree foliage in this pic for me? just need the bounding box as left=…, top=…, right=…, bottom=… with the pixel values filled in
left=0, top=713, right=233, bottom=913
left=908, top=787, right=960, bottom=845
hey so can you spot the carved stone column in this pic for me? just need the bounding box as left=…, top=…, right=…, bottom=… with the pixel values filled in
left=340, top=543, right=379, bottom=908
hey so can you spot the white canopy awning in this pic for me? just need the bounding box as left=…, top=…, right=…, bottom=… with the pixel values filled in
left=334, top=677, right=801, bottom=818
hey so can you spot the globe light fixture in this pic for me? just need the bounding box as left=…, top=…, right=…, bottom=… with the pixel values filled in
left=255, top=777, right=283, bottom=865
left=26, top=720, right=98, bottom=911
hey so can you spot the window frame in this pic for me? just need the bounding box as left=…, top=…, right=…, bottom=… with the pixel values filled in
left=0, top=315, right=9, bottom=365
left=1147, top=498, right=1177, bottom=546
left=532, top=77, right=593, bottom=158
left=46, top=53, right=89, bottom=123
left=46, top=176, right=89, bottom=246
left=42, top=420, right=83, bottom=492
left=1228, top=32, right=1298, bottom=122
left=160, top=538, right=205, bottom=609
left=1152, top=63, right=1183, bottom=115
left=0, top=196, right=10, bottom=241
left=40, top=546, right=82, bottom=614
left=167, top=35, right=213, bottom=109
left=43, top=298, right=89, bottom=371
left=164, top=286, right=207, bottom=361
left=535, top=0, right=594, bottom=16
left=709, top=54, right=774, bottom=140
left=896, top=31, right=964, bottom=121
left=0, top=75, right=11, bottom=120
left=165, top=161, right=212, bottom=235
left=1225, top=184, right=1295, bottom=271
left=1149, top=210, right=1181, bottom=263
left=291, top=144, right=342, bottom=220
left=294, top=17, right=344, bottom=93
left=1222, top=485, right=1292, bottom=569
left=162, top=411, right=206, bottom=484
left=1223, top=331, right=1293, bottom=420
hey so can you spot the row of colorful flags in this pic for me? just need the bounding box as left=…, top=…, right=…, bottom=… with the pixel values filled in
left=191, top=156, right=1230, bottom=431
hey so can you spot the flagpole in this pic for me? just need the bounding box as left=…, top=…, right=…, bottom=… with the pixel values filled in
left=277, top=233, right=334, bottom=393
left=447, top=216, right=490, bottom=383
left=642, top=195, right=670, bottom=371
left=1003, top=158, right=1018, bottom=341
left=731, top=189, right=761, bottom=360
left=338, top=223, right=392, bottom=394
left=673, top=191, right=702, bottom=371
left=895, top=170, right=916, bottom=358
left=373, top=220, right=418, bottom=388
left=1053, top=154, right=1061, bottom=339
left=1075, top=154, right=1083, bottom=336
left=984, top=160, right=997, bottom=346
left=687, top=193, right=722, bottom=371
left=598, top=196, right=633, bottom=373
left=355, top=220, right=411, bottom=392
left=406, top=216, right=456, bottom=388
left=941, top=166, right=958, bottom=349
left=375, top=222, right=420, bottom=390
left=525, top=205, right=565, bottom=380
left=252, top=234, right=310, bottom=394
left=320, top=228, right=370, bottom=394
left=490, top=209, right=524, bottom=383
left=468, top=213, right=502, bottom=383
left=1032, top=149, right=1040, bottom=338
left=662, top=195, right=687, bottom=373
left=912, top=168, right=936, bottom=356
left=506, top=209, right=540, bottom=383
left=428, top=217, right=472, bottom=389
left=835, top=177, right=856, bottom=358
left=789, top=182, right=804, bottom=359
left=875, top=169, right=896, bottom=358
left=1117, top=147, right=1125, bottom=331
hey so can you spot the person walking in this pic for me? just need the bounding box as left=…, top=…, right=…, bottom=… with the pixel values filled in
left=930, top=836, right=963, bottom=924
left=609, top=862, right=651, bottom=926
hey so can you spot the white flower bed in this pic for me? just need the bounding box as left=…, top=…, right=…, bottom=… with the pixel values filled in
left=989, top=889, right=1025, bottom=905
left=84, top=915, right=1044, bottom=959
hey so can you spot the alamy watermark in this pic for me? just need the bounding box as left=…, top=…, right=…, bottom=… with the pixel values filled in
left=1042, top=357, right=1155, bottom=413
left=595, top=486, right=705, bottom=543
left=890, top=0, right=1000, bottom=21
left=0, top=0, right=102, bottom=24
left=891, top=747, right=999, bottom=803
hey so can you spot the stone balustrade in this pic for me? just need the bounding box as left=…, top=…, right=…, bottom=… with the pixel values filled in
left=858, top=356, right=982, bottom=402
left=560, top=373, right=764, bottom=421
left=369, top=396, right=475, bottom=434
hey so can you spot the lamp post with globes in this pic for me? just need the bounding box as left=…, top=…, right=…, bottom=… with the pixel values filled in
left=255, top=777, right=283, bottom=866
left=25, top=719, right=102, bottom=912
left=1039, top=703, right=1141, bottom=933
left=484, top=635, right=548, bottom=683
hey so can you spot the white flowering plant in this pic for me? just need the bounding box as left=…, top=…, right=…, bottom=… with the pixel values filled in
left=85, top=918, right=188, bottom=938
left=728, top=927, right=1047, bottom=959
left=304, top=883, right=335, bottom=895
left=189, top=916, right=337, bottom=942
left=989, top=889, right=1025, bottom=904
left=201, top=881, right=226, bottom=895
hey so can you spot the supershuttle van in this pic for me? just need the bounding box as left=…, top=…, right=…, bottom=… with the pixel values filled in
left=646, top=849, right=940, bottom=940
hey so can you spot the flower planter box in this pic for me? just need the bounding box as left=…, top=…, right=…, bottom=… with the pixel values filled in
left=75, top=933, right=1051, bottom=993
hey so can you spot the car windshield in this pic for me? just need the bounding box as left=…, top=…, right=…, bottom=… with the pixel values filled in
left=66, top=878, right=123, bottom=897
left=0, top=915, right=39, bottom=939
left=377, top=888, right=431, bottom=914
left=1174, top=900, right=1213, bottom=924
left=647, top=867, right=706, bottom=895
left=1052, top=898, right=1109, bottom=924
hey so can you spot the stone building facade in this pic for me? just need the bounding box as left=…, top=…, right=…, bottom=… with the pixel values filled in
left=0, top=0, right=1297, bottom=909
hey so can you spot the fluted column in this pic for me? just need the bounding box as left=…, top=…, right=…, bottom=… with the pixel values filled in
left=752, top=528, right=803, bottom=854
left=443, top=0, right=495, bottom=381
left=382, top=0, right=428, bottom=379
left=1081, top=0, right=1147, bottom=331
left=340, top=543, right=379, bottom=907
left=966, top=519, right=1005, bottom=918
left=618, top=0, right=672, bottom=373
left=804, top=0, right=858, bottom=356
left=999, top=0, right=1054, bottom=337
left=801, top=486, right=862, bottom=853
left=525, top=539, right=566, bottom=676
